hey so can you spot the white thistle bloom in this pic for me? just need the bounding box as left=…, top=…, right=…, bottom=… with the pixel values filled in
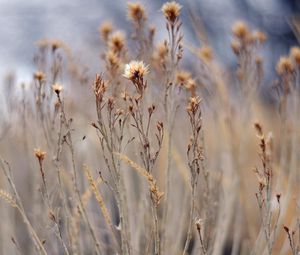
left=123, top=61, right=149, bottom=81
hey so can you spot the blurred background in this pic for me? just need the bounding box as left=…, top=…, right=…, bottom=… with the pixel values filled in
left=0, top=0, right=299, bottom=85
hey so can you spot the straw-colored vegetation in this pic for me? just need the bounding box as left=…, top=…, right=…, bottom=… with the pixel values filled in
left=1, top=1, right=300, bottom=254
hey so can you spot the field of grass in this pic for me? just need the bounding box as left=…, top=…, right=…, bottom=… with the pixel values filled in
left=0, top=1, right=300, bottom=254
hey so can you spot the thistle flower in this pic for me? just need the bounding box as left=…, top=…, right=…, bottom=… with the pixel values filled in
left=276, top=57, right=294, bottom=76
left=34, top=148, right=46, bottom=162
left=176, top=70, right=191, bottom=86
left=109, top=31, right=126, bottom=53
left=252, top=30, right=267, bottom=44
left=33, top=71, right=46, bottom=82
left=94, top=74, right=108, bottom=104
left=127, top=2, right=146, bottom=22
left=52, top=83, right=63, bottom=95
left=123, top=61, right=149, bottom=81
left=198, top=46, right=213, bottom=62
left=232, top=21, right=249, bottom=40
left=51, top=39, right=62, bottom=51
left=161, top=1, right=182, bottom=24
left=187, top=96, right=201, bottom=114
left=99, top=21, right=113, bottom=42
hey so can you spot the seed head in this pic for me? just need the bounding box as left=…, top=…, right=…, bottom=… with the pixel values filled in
left=198, top=46, right=213, bottom=62
left=109, top=31, right=125, bottom=53
left=99, top=21, right=113, bottom=42
left=176, top=70, right=191, bottom=86
left=276, top=56, right=294, bottom=76
left=252, top=30, right=267, bottom=44
left=161, top=1, right=182, bottom=24
left=187, top=96, right=201, bottom=114
left=94, top=74, right=108, bottom=103
left=34, top=148, right=46, bottom=162
left=52, top=83, right=63, bottom=95
left=232, top=21, right=249, bottom=40
left=127, top=2, right=146, bottom=22
left=33, top=71, right=46, bottom=82
left=123, top=61, right=149, bottom=81
left=51, top=40, right=62, bottom=52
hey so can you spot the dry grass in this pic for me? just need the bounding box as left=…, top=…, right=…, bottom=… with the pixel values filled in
left=0, top=1, right=300, bottom=255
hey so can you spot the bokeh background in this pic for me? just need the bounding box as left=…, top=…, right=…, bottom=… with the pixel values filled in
left=0, top=0, right=299, bottom=84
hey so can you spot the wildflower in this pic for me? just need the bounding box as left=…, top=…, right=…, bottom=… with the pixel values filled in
left=123, top=61, right=149, bottom=81
left=127, top=2, right=146, bottom=22
left=52, top=83, right=63, bottom=95
left=161, top=1, right=182, bottom=24
left=123, top=61, right=149, bottom=97
left=176, top=70, right=191, bottom=86
left=109, top=31, right=125, bottom=53
left=187, top=96, right=201, bottom=114
left=276, top=57, right=294, bottom=76
left=198, top=46, right=213, bottom=62
left=232, top=21, right=249, bottom=40
left=34, top=148, right=46, bottom=162
left=99, top=21, right=113, bottom=42
left=93, top=74, right=108, bottom=104
left=33, top=71, right=46, bottom=82
left=252, top=30, right=267, bottom=44
left=51, top=39, right=62, bottom=51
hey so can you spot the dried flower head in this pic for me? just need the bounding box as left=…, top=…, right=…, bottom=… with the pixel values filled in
left=52, top=83, right=63, bottom=95
left=161, top=1, right=182, bottom=24
left=99, top=21, right=113, bottom=42
left=198, top=46, right=213, bottom=62
left=33, top=71, right=46, bottom=82
left=232, top=21, right=249, bottom=40
left=195, top=218, right=203, bottom=231
left=252, top=30, right=267, bottom=44
left=109, top=31, right=126, bottom=53
left=290, top=47, right=300, bottom=66
left=123, top=60, right=149, bottom=81
left=34, top=148, right=46, bottom=162
left=51, top=40, right=62, bottom=51
left=187, top=96, right=201, bottom=114
left=276, top=56, right=294, bottom=76
left=94, top=74, right=108, bottom=104
left=176, top=70, right=191, bottom=86
left=127, top=2, right=146, bottom=22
